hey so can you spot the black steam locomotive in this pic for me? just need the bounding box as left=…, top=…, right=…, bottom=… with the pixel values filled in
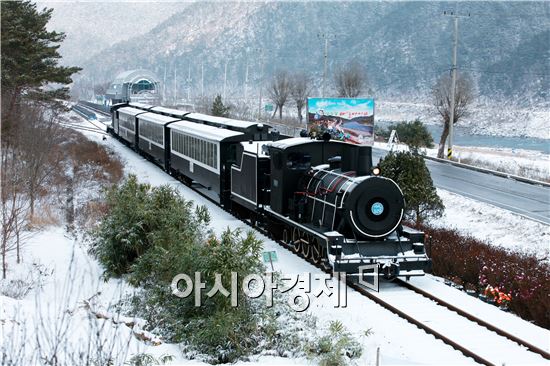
left=108, top=102, right=431, bottom=279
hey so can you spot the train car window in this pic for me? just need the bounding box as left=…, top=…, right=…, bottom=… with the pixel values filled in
left=286, top=152, right=311, bottom=170
left=272, top=151, right=283, bottom=169
left=187, top=135, right=190, bottom=156
left=214, top=144, right=218, bottom=169
left=228, top=144, right=237, bottom=163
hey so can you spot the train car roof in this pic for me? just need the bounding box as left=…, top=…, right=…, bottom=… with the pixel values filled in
left=128, top=102, right=154, bottom=110
left=150, top=106, right=191, bottom=117
left=266, top=137, right=312, bottom=149
left=184, top=113, right=265, bottom=130
left=241, top=141, right=269, bottom=158
left=137, top=112, right=182, bottom=125
left=267, top=137, right=351, bottom=150
left=118, top=106, right=148, bottom=116
left=169, top=120, right=245, bottom=142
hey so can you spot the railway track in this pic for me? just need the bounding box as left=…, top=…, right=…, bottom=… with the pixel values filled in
left=272, top=237, right=549, bottom=366
left=74, top=107, right=549, bottom=366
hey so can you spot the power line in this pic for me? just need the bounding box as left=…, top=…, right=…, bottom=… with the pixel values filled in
left=459, top=67, right=548, bottom=77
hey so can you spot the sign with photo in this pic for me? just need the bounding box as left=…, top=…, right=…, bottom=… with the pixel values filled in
left=306, top=98, right=375, bottom=146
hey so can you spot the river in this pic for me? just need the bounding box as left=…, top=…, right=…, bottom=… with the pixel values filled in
left=376, top=121, right=550, bottom=154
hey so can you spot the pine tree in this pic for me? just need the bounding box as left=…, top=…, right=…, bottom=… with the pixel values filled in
left=379, top=151, right=444, bottom=226
left=211, top=94, right=229, bottom=117
left=1, top=0, right=81, bottom=118
left=389, top=119, right=434, bottom=153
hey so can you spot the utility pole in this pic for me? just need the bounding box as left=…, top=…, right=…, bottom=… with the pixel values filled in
left=174, top=64, right=177, bottom=105
left=448, top=14, right=458, bottom=160
left=187, top=62, right=191, bottom=102
left=444, top=9, right=469, bottom=159
left=323, top=36, right=328, bottom=98
left=317, top=33, right=331, bottom=98
left=244, top=53, right=249, bottom=101
left=163, top=63, right=167, bottom=104
left=257, top=49, right=264, bottom=120
left=201, top=61, right=204, bottom=98
left=223, top=60, right=228, bottom=101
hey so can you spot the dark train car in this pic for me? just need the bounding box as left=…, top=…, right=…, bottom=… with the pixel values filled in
left=116, top=106, right=148, bottom=147
left=136, top=112, right=181, bottom=170
left=183, top=113, right=270, bottom=140
left=109, top=103, right=129, bottom=134
left=168, top=120, right=247, bottom=205
left=230, top=141, right=271, bottom=211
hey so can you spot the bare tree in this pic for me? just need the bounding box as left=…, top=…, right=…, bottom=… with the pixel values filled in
left=19, top=105, right=67, bottom=216
left=1, top=137, right=30, bottom=278
left=290, top=72, right=311, bottom=123
left=0, top=101, right=68, bottom=277
left=267, top=70, right=291, bottom=119
left=334, top=61, right=366, bottom=98
left=93, top=81, right=111, bottom=96
left=432, top=73, right=474, bottom=158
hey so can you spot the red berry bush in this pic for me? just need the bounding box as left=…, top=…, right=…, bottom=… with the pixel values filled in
left=420, top=225, right=550, bottom=329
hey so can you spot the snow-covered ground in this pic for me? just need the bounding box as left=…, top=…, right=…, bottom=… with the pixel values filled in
left=2, top=114, right=548, bottom=365
left=376, top=100, right=550, bottom=139
left=431, top=189, right=550, bottom=260
left=375, top=140, right=550, bottom=182
left=436, top=145, right=550, bottom=181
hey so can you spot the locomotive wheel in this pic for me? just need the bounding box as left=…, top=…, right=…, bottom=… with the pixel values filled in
left=311, top=238, right=325, bottom=265
left=292, top=228, right=302, bottom=253
left=301, top=239, right=311, bottom=259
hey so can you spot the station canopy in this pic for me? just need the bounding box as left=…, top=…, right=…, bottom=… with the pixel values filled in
left=106, top=69, right=161, bottom=104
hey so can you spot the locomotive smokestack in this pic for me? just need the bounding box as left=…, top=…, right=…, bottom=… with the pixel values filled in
left=341, top=147, right=357, bottom=172
left=356, top=146, right=372, bottom=176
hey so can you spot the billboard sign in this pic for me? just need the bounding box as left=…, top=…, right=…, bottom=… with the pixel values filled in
left=306, top=98, right=375, bottom=145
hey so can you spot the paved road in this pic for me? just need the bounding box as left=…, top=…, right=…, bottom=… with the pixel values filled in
left=372, top=149, right=550, bottom=225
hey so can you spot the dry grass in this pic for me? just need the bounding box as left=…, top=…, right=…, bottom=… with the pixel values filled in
left=455, top=156, right=550, bottom=183
left=65, top=131, right=123, bottom=184
left=28, top=204, right=62, bottom=228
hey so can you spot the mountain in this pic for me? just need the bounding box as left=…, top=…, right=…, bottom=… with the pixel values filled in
left=73, top=1, right=549, bottom=103
left=37, top=0, right=190, bottom=66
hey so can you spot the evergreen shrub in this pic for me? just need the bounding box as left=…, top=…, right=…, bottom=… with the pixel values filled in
left=379, top=151, right=444, bottom=226
left=93, top=176, right=340, bottom=363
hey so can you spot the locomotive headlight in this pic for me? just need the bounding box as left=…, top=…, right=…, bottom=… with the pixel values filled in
left=372, top=166, right=381, bottom=176
left=371, top=202, right=384, bottom=216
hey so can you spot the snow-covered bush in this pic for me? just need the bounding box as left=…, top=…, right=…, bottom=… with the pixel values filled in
left=126, top=229, right=270, bottom=363
left=304, top=320, right=363, bottom=366
left=92, top=176, right=328, bottom=363
left=0, top=263, right=51, bottom=299
left=90, top=175, right=208, bottom=279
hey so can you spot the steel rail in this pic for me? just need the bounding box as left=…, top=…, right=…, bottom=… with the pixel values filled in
left=76, top=102, right=111, bottom=117
left=396, top=278, right=550, bottom=360
left=272, top=239, right=496, bottom=366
